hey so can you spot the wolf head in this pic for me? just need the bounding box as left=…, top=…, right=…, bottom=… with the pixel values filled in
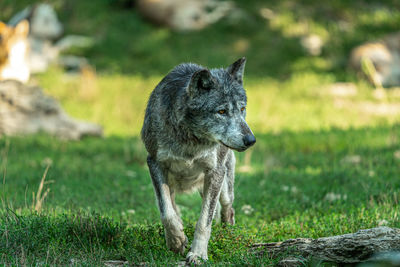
left=184, top=58, right=256, bottom=152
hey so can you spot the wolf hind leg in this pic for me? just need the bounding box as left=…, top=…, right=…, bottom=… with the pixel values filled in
left=170, top=189, right=183, bottom=224
left=147, top=156, right=188, bottom=255
left=220, top=179, right=235, bottom=225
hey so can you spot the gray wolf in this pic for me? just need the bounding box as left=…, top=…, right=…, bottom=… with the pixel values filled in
left=141, top=58, right=256, bottom=264
left=350, top=32, right=400, bottom=88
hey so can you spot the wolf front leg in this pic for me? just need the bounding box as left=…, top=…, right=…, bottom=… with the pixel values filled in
left=186, top=169, right=225, bottom=264
left=147, top=156, right=188, bottom=254
left=220, top=151, right=235, bottom=225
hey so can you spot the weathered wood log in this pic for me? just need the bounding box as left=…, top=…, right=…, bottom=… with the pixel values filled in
left=0, top=80, right=102, bottom=140
left=251, top=227, right=400, bottom=264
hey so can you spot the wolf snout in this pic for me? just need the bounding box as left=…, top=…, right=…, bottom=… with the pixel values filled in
left=243, top=134, right=256, bottom=148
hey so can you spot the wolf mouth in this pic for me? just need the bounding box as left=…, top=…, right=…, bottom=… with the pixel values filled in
left=219, top=141, right=246, bottom=152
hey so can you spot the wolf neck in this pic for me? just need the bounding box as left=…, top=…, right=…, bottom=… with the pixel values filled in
left=157, top=141, right=218, bottom=163
left=157, top=118, right=218, bottom=162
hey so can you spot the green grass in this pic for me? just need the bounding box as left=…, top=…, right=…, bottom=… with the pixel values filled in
left=1, top=127, right=399, bottom=265
left=1, top=0, right=400, bottom=265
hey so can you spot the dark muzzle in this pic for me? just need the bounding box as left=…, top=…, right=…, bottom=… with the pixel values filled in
left=243, top=134, right=256, bottom=148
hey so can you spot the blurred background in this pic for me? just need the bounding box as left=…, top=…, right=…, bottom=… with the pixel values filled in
left=1, top=0, right=400, bottom=136
left=1, top=0, right=400, bottom=265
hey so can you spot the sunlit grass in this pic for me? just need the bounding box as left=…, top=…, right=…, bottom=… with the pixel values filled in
left=1, top=126, right=399, bottom=265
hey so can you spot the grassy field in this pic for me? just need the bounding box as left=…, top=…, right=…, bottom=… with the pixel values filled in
left=1, top=0, right=400, bottom=266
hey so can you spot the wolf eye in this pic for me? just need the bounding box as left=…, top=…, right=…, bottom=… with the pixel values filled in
left=218, top=110, right=226, bottom=115
left=241, top=107, right=245, bottom=112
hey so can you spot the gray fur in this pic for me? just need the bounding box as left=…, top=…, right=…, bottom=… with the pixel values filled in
left=141, top=58, right=255, bottom=264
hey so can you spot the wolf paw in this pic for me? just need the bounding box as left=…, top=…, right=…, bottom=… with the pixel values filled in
left=222, top=206, right=235, bottom=225
left=166, top=231, right=188, bottom=255
left=186, top=251, right=208, bottom=265
left=163, top=217, right=188, bottom=255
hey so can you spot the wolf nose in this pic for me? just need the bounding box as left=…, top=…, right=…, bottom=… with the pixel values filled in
left=243, top=134, right=256, bottom=147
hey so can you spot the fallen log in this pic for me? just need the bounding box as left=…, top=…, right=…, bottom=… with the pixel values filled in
left=0, top=80, right=102, bottom=140
left=251, top=227, right=400, bottom=265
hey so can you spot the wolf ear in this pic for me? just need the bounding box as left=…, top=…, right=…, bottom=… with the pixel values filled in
left=188, top=69, right=216, bottom=97
left=227, top=57, right=246, bottom=84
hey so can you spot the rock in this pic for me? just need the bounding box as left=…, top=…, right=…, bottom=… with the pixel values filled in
left=57, top=55, right=89, bottom=72
left=8, top=4, right=93, bottom=74
left=349, top=32, right=400, bottom=88
left=55, top=35, right=94, bottom=51
left=9, top=4, right=63, bottom=40
left=136, top=0, right=234, bottom=31
left=0, top=80, right=103, bottom=140
left=301, top=34, right=324, bottom=56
